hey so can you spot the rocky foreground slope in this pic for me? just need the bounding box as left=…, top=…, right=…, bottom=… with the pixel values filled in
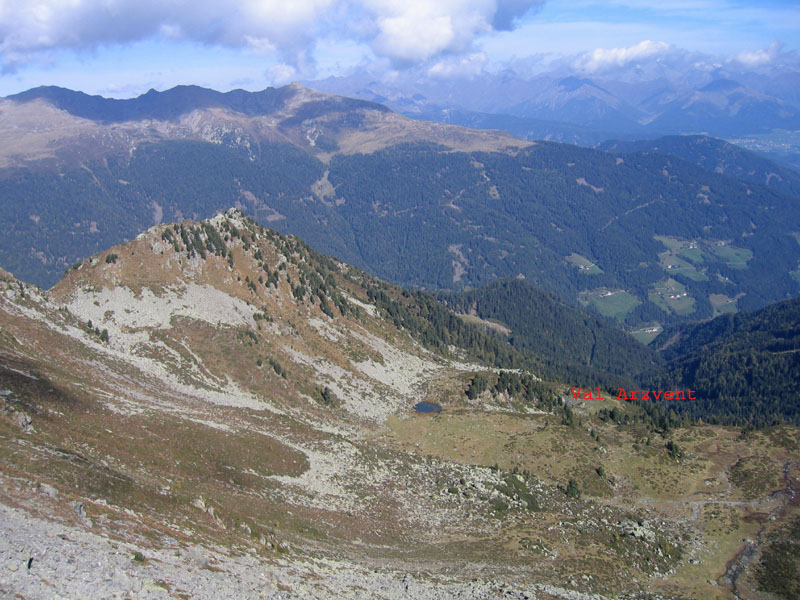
left=0, top=210, right=798, bottom=599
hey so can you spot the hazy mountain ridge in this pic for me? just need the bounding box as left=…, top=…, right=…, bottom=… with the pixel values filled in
left=310, top=68, right=800, bottom=139
left=405, top=106, right=623, bottom=146
left=598, top=134, right=800, bottom=197
left=7, top=84, right=308, bottom=123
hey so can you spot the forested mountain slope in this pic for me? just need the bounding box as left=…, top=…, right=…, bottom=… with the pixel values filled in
left=598, top=134, right=800, bottom=198
left=318, top=142, right=800, bottom=319
left=647, top=298, right=800, bottom=426
left=439, top=279, right=659, bottom=387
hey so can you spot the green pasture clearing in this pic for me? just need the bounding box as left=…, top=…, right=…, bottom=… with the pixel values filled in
left=457, top=313, right=511, bottom=336
left=658, top=251, right=708, bottom=281
left=676, top=245, right=704, bottom=264
left=579, top=289, right=641, bottom=320
left=655, top=234, right=753, bottom=273
left=630, top=323, right=663, bottom=345
left=709, top=293, right=738, bottom=317
left=566, top=253, right=603, bottom=275
left=653, top=235, right=684, bottom=250
left=709, top=243, right=752, bottom=269
left=649, top=279, right=696, bottom=316
left=655, top=235, right=706, bottom=263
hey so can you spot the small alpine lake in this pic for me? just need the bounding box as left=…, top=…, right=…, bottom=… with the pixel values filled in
left=413, top=402, right=442, bottom=414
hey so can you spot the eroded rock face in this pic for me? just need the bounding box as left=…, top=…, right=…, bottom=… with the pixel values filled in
left=618, top=519, right=657, bottom=542
left=11, top=410, right=32, bottom=433
left=39, top=484, right=59, bottom=499
left=1, top=389, right=34, bottom=433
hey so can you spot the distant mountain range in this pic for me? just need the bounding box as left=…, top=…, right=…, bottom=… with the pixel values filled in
left=309, top=71, right=800, bottom=140
left=598, top=134, right=800, bottom=198
left=401, top=106, right=624, bottom=147
left=1, top=84, right=799, bottom=332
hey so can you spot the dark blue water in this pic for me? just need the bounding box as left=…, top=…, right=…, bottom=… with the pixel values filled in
left=414, top=402, right=442, bottom=413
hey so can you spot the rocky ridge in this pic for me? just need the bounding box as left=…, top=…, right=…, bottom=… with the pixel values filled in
left=0, top=83, right=529, bottom=169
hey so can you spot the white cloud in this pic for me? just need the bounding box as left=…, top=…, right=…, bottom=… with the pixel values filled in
left=735, top=41, right=782, bottom=67
left=266, top=63, right=297, bottom=85
left=373, top=9, right=463, bottom=63
left=0, top=0, right=545, bottom=72
left=244, top=36, right=277, bottom=56
left=427, top=52, right=487, bottom=78
left=363, top=0, right=543, bottom=63
left=0, top=0, right=337, bottom=70
left=573, top=40, right=670, bottom=73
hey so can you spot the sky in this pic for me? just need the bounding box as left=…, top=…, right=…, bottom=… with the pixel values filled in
left=0, top=0, right=797, bottom=97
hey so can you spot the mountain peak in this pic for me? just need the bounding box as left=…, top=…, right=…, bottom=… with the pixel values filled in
left=286, top=81, right=311, bottom=91
left=6, top=83, right=291, bottom=123
left=58, top=208, right=277, bottom=295
left=699, top=78, right=743, bottom=93
left=558, top=76, right=598, bottom=92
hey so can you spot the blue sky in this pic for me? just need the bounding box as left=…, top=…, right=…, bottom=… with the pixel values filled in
left=0, top=0, right=797, bottom=97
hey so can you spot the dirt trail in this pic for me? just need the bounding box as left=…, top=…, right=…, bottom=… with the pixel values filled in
left=723, top=460, right=798, bottom=599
